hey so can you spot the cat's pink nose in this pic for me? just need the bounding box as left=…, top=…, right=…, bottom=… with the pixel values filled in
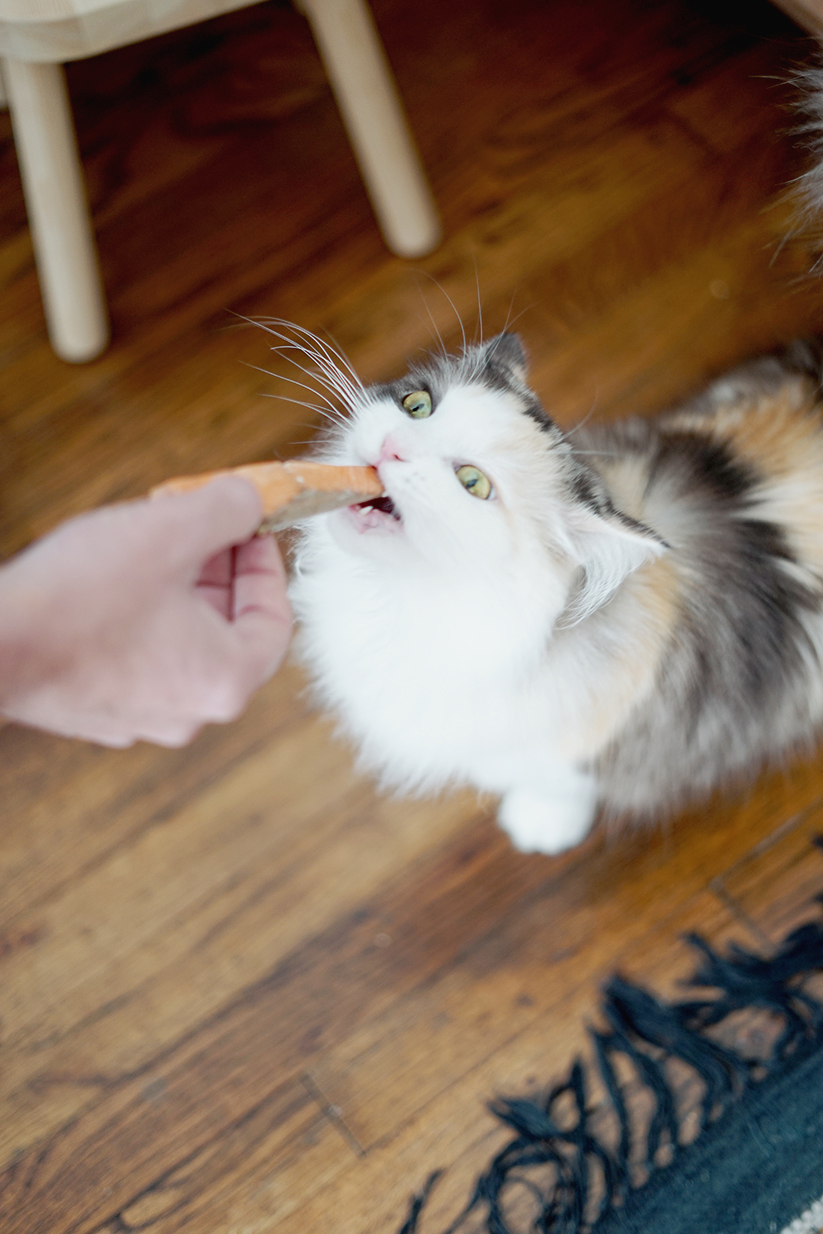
left=378, top=435, right=406, bottom=464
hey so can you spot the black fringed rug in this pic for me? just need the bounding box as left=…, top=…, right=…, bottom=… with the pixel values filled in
left=397, top=899, right=823, bottom=1234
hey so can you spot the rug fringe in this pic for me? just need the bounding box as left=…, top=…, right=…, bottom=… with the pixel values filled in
left=396, top=895, right=823, bottom=1233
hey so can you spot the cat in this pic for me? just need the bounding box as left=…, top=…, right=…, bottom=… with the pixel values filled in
left=284, top=326, right=823, bottom=854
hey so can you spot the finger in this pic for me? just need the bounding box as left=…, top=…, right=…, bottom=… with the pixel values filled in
left=197, top=547, right=233, bottom=588
left=230, top=610, right=293, bottom=694
left=232, top=534, right=290, bottom=623
left=229, top=537, right=293, bottom=682
left=197, top=583, right=232, bottom=619
left=196, top=547, right=234, bottom=618
left=150, top=475, right=264, bottom=570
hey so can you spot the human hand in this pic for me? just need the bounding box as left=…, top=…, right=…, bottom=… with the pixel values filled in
left=0, top=476, right=293, bottom=746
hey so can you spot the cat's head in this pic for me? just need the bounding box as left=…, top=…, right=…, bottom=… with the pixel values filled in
left=315, top=332, right=665, bottom=622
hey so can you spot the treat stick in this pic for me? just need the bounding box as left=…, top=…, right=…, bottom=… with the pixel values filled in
left=150, top=459, right=383, bottom=532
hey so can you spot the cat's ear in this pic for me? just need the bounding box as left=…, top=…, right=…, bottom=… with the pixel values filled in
left=564, top=505, right=668, bottom=624
left=484, top=333, right=528, bottom=383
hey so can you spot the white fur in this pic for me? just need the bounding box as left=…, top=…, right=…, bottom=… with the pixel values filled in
left=291, top=376, right=663, bottom=854
left=499, top=772, right=599, bottom=854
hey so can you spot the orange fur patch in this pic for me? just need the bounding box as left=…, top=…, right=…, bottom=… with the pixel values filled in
left=669, top=380, right=823, bottom=582
left=560, top=551, right=683, bottom=760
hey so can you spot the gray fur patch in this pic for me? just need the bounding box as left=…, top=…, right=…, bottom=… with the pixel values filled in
left=575, top=350, right=823, bottom=817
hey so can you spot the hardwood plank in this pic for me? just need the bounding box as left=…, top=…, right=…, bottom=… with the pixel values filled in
left=5, top=759, right=816, bottom=1234
left=277, top=817, right=823, bottom=1234
left=0, top=842, right=757, bottom=1234
left=0, top=1075, right=357, bottom=1234
left=1, top=744, right=480, bottom=1168
left=1, top=117, right=719, bottom=554
left=274, top=891, right=758, bottom=1234
left=305, top=757, right=823, bottom=1155
left=527, top=205, right=823, bottom=425
left=0, top=664, right=313, bottom=926
left=0, top=815, right=528, bottom=1232
left=107, top=1078, right=357, bottom=1234
left=716, top=794, right=823, bottom=943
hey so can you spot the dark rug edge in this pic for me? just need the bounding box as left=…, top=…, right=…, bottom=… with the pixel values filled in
left=396, top=867, right=823, bottom=1234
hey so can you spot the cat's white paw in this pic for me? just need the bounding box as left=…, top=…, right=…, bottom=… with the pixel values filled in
left=498, top=786, right=597, bottom=855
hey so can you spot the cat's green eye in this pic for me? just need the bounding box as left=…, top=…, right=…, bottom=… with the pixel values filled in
left=402, top=390, right=433, bottom=419
left=456, top=465, right=492, bottom=500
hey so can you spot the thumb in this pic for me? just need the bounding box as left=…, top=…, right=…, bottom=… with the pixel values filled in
left=149, top=475, right=264, bottom=567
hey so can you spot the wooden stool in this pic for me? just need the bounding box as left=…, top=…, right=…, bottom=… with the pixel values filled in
left=0, top=0, right=441, bottom=362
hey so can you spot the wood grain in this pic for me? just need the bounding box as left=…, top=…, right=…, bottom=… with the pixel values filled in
left=3, top=0, right=823, bottom=1231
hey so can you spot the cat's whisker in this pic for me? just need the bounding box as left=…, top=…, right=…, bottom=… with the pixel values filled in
left=500, top=298, right=533, bottom=338
left=275, top=343, right=361, bottom=406
left=465, top=337, right=490, bottom=381
left=565, top=392, right=602, bottom=435
left=276, top=340, right=360, bottom=401
left=568, top=449, right=623, bottom=458
left=276, top=379, right=345, bottom=418
left=258, top=392, right=342, bottom=423
left=267, top=346, right=356, bottom=410
left=414, top=314, right=449, bottom=361
left=243, top=316, right=361, bottom=404
left=300, top=325, right=366, bottom=394
left=259, top=318, right=366, bottom=398
left=413, top=282, right=449, bottom=359
left=500, top=297, right=517, bottom=337
left=242, top=361, right=345, bottom=417
left=267, top=370, right=347, bottom=417
left=415, top=269, right=467, bottom=355
left=289, top=434, right=342, bottom=448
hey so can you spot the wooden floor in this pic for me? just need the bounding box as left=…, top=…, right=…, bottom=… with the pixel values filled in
left=4, top=0, right=823, bottom=1230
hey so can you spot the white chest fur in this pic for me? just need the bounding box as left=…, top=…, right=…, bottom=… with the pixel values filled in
left=292, top=524, right=590, bottom=793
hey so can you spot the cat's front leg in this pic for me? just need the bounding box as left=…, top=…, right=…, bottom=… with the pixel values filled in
left=498, top=767, right=599, bottom=854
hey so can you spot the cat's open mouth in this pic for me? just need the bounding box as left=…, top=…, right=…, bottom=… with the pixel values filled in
left=360, top=495, right=399, bottom=518
left=354, top=495, right=401, bottom=518
left=347, top=493, right=402, bottom=532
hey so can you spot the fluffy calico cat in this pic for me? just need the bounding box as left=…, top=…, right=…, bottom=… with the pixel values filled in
left=286, top=328, right=823, bottom=854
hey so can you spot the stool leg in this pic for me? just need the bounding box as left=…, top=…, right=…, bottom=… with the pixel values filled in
left=298, top=0, right=441, bottom=258
left=3, top=58, right=109, bottom=363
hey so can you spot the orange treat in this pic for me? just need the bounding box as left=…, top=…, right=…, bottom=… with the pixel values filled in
left=150, top=460, right=383, bottom=532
